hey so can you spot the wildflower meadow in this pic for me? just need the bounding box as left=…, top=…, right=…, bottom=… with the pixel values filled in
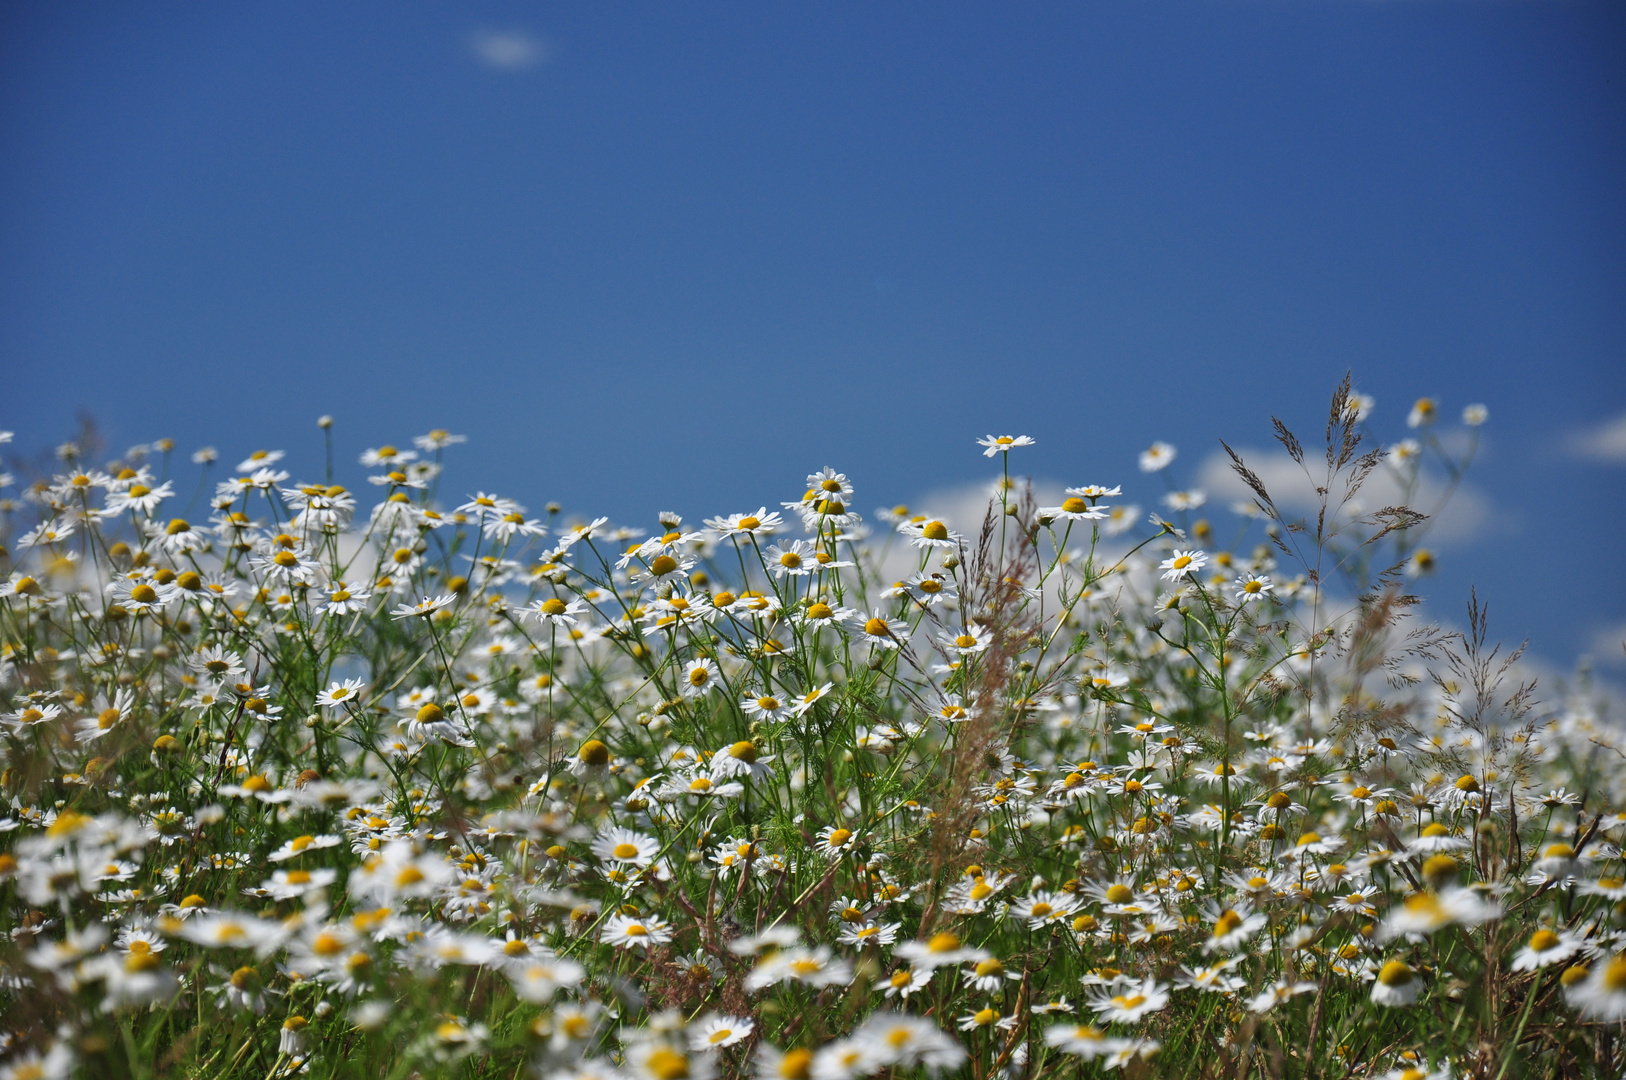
left=1, top=379, right=1622, bottom=1080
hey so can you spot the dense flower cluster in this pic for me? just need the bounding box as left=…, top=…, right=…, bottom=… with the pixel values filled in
left=0, top=385, right=1621, bottom=1080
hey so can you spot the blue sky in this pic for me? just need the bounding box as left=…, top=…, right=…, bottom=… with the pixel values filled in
left=3, top=3, right=1624, bottom=681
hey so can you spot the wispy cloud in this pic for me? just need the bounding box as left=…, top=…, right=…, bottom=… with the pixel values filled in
left=1566, top=411, right=1626, bottom=465
left=1195, top=448, right=1490, bottom=544
left=1589, top=623, right=1626, bottom=667
left=468, top=29, right=550, bottom=72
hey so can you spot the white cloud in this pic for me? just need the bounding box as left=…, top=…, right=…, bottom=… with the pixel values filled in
left=469, top=29, right=550, bottom=71
left=1195, top=448, right=1489, bottom=545
left=1567, top=411, right=1626, bottom=464
left=1589, top=624, right=1626, bottom=668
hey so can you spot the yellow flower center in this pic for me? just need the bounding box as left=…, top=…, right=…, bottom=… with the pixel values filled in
left=642, top=1050, right=688, bottom=1080
left=776, top=1049, right=812, bottom=1080
left=1529, top=930, right=1560, bottom=953
left=1378, top=960, right=1413, bottom=987
left=922, top=521, right=949, bottom=541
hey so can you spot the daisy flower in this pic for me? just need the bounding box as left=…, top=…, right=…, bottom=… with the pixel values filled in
left=1232, top=574, right=1273, bottom=603
left=268, top=834, right=342, bottom=861
left=529, top=596, right=587, bottom=627
left=939, top=625, right=992, bottom=656
left=710, top=740, right=775, bottom=781
left=962, top=956, right=1020, bottom=993
left=1202, top=904, right=1267, bottom=953
left=896, top=931, right=990, bottom=972
left=1044, top=1024, right=1127, bottom=1060
left=815, top=824, right=858, bottom=858
left=879, top=965, right=932, bottom=1000
left=1370, top=959, right=1421, bottom=1006
left=1087, top=978, right=1169, bottom=1024
left=706, top=508, right=782, bottom=539
left=836, top=921, right=900, bottom=948
left=764, top=541, right=815, bottom=578
left=854, top=611, right=906, bottom=650
left=390, top=594, right=456, bottom=620
left=741, top=693, right=791, bottom=723
left=600, top=914, right=672, bottom=951
left=316, top=679, right=366, bottom=709
left=899, top=519, right=961, bottom=550
left=978, top=435, right=1035, bottom=457
left=690, top=1013, right=754, bottom=1051
left=791, top=683, right=835, bottom=717
left=591, top=827, right=660, bottom=867
left=680, top=659, right=721, bottom=698
left=1009, top=890, right=1080, bottom=930
left=319, top=581, right=372, bottom=616
left=74, top=688, right=134, bottom=743
left=1248, top=979, right=1317, bottom=1014
left=744, top=946, right=853, bottom=990
left=1138, top=442, right=1176, bottom=472
left=1158, top=549, right=1207, bottom=582
left=1510, top=928, right=1583, bottom=971
left=1571, top=954, right=1626, bottom=1020
left=1039, top=496, right=1108, bottom=523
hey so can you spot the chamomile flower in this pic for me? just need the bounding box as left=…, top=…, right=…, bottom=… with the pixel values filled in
left=1232, top=574, right=1273, bottom=602
left=1370, top=959, right=1421, bottom=1006
left=978, top=435, right=1035, bottom=457
left=1138, top=442, right=1176, bottom=472
left=1087, top=978, right=1169, bottom=1024
left=896, top=931, right=989, bottom=972
left=938, top=625, right=992, bottom=656
left=710, top=740, right=774, bottom=781
left=1511, top=928, right=1582, bottom=971
left=854, top=611, right=906, bottom=650
left=690, top=1014, right=754, bottom=1051
left=900, top=519, right=961, bottom=550
left=765, top=541, right=816, bottom=578
left=708, top=508, right=783, bottom=539
left=600, top=914, right=673, bottom=951
left=390, top=594, right=456, bottom=620
left=1158, top=549, right=1208, bottom=582
left=316, top=679, right=367, bottom=709
left=680, top=659, right=721, bottom=697
left=319, top=581, right=372, bottom=615
left=741, top=693, right=792, bottom=723
left=592, top=827, right=660, bottom=867
left=1571, top=953, right=1626, bottom=1020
